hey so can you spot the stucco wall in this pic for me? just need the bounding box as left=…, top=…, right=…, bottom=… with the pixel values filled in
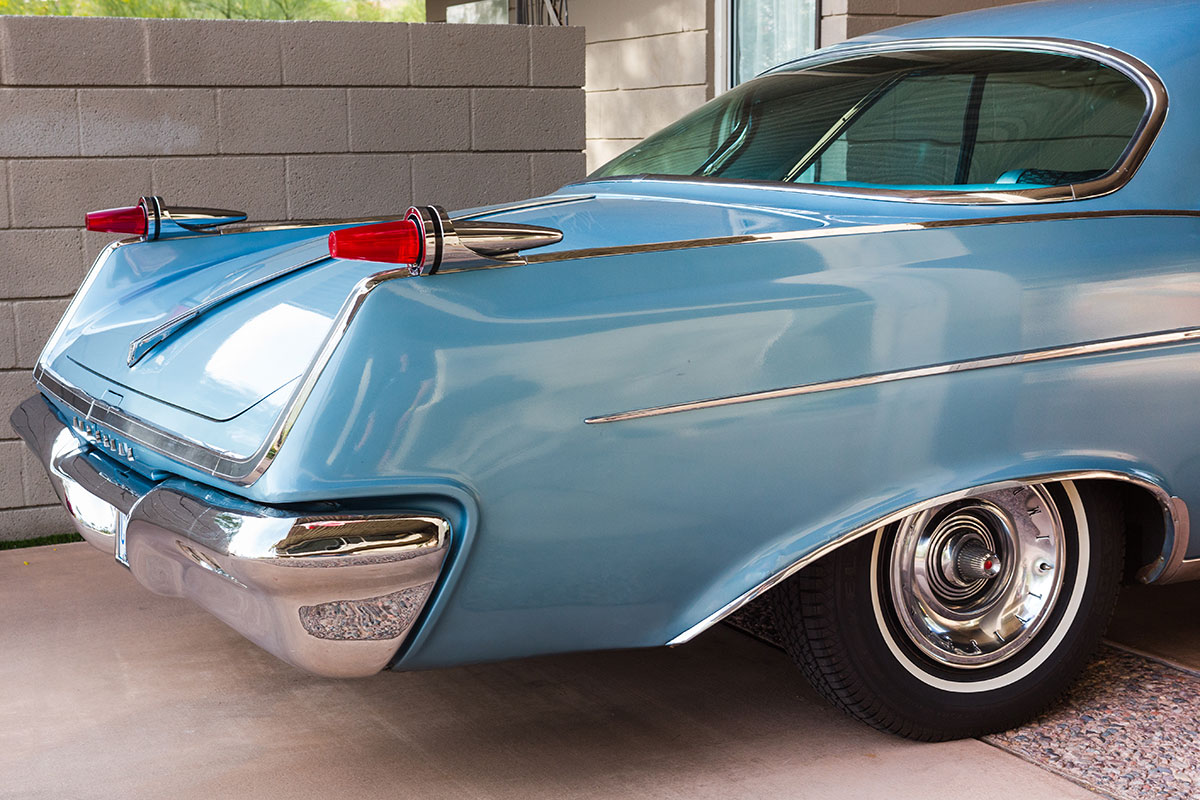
left=0, top=15, right=585, bottom=541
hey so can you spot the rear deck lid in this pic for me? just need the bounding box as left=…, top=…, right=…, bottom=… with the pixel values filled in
left=44, top=228, right=372, bottom=422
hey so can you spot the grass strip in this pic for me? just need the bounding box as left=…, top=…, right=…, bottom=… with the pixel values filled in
left=0, top=532, right=83, bottom=550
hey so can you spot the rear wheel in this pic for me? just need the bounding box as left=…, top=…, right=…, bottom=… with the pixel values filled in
left=770, top=481, right=1123, bottom=740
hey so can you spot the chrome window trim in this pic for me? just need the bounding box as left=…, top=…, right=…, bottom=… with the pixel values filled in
left=585, top=326, right=1200, bottom=424
left=584, top=36, right=1168, bottom=205
left=38, top=209, right=1200, bottom=486
left=667, top=471, right=1191, bottom=646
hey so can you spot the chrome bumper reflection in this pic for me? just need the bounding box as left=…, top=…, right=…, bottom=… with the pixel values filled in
left=12, top=394, right=450, bottom=678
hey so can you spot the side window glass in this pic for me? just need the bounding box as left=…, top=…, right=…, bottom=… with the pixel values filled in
left=803, top=75, right=973, bottom=185
left=797, top=61, right=1145, bottom=189
left=968, top=67, right=1144, bottom=184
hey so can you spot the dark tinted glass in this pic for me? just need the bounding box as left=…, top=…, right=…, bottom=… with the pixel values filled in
left=591, top=50, right=1146, bottom=192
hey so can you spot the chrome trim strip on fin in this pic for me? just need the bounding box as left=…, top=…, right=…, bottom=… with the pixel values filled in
left=528, top=221, right=926, bottom=264
left=585, top=327, right=1200, bottom=424
left=455, top=194, right=595, bottom=220
left=667, top=471, right=1189, bottom=646
left=527, top=209, right=1200, bottom=266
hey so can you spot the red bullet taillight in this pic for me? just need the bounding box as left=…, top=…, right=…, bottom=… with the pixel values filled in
left=329, top=214, right=425, bottom=268
left=85, top=203, right=148, bottom=236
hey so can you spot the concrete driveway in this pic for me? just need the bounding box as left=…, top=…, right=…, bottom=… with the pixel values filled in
left=2, top=542, right=1195, bottom=799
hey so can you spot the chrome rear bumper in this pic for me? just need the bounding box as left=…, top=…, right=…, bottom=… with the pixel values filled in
left=12, top=393, right=450, bottom=678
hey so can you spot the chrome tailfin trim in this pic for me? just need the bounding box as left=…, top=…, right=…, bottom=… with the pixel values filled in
left=529, top=209, right=1200, bottom=267
left=410, top=205, right=563, bottom=275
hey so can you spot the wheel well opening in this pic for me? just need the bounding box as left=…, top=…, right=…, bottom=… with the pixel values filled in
left=1082, top=478, right=1167, bottom=583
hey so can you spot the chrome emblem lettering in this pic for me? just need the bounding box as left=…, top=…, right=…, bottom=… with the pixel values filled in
left=71, top=417, right=135, bottom=461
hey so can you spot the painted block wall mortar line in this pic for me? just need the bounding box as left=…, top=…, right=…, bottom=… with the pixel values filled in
left=2, top=161, right=10, bottom=228
left=141, top=18, right=152, bottom=86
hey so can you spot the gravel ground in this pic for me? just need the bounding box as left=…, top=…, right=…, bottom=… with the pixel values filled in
left=984, top=647, right=1200, bottom=800
left=727, top=602, right=1200, bottom=800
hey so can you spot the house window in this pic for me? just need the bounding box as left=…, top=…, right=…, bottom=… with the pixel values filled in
left=446, top=0, right=509, bottom=24
left=729, top=0, right=818, bottom=87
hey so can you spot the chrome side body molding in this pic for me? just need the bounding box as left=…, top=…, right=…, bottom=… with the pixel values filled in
left=585, top=327, right=1200, bottom=424
left=11, top=394, right=450, bottom=677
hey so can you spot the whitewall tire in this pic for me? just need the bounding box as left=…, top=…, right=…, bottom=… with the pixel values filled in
left=770, top=481, right=1123, bottom=740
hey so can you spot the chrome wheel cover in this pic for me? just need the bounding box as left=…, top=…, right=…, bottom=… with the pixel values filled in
left=887, top=485, right=1066, bottom=668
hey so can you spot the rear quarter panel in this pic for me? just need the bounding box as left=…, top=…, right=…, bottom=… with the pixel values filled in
left=249, top=214, right=1200, bottom=667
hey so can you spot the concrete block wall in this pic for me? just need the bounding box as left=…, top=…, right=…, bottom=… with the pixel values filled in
left=0, top=15, right=585, bottom=541
left=572, top=0, right=710, bottom=172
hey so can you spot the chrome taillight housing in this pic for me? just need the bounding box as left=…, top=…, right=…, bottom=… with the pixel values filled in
left=85, top=196, right=246, bottom=240
left=327, top=205, right=563, bottom=277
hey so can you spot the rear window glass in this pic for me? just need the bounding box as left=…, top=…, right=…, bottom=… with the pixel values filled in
left=590, top=49, right=1147, bottom=194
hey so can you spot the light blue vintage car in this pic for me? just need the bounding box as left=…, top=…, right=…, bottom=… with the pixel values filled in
left=15, top=0, right=1200, bottom=741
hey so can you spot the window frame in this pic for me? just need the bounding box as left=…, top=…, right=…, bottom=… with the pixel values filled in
left=614, top=37, right=1167, bottom=206
left=718, top=0, right=821, bottom=90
